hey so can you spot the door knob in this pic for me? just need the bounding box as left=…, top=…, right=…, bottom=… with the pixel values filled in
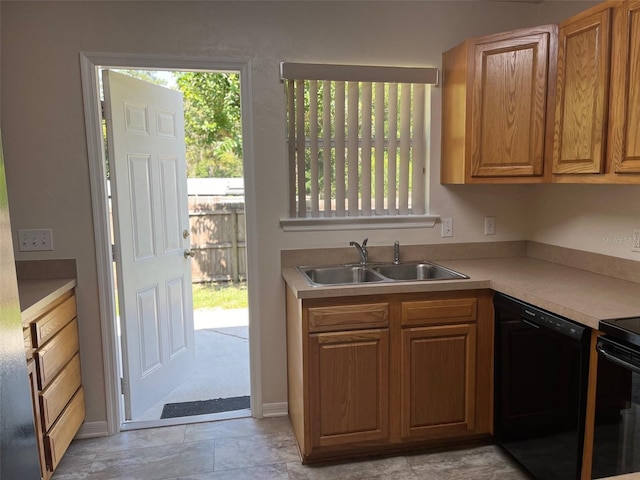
left=184, top=249, right=195, bottom=259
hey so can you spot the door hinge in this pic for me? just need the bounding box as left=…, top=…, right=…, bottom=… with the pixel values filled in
left=101, top=100, right=111, bottom=120
left=120, top=376, right=130, bottom=397
left=111, top=244, right=119, bottom=262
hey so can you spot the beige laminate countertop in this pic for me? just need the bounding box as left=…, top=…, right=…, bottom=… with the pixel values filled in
left=18, top=278, right=77, bottom=320
left=282, top=256, right=640, bottom=330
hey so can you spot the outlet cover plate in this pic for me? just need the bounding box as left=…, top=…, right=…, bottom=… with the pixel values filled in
left=484, top=216, right=496, bottom=235
left=633, top=228, right=640, bottom=252
left=18, top=229, right=54, bottom=251
left=442, top=218, right=453, bottom=238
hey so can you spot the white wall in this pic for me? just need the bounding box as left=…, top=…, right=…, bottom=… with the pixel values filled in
left=1, top=0, right=602, bottom=427
left=528, top=184, right=640, bottom=260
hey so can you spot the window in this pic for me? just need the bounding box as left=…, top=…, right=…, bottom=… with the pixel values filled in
left=280, top=62, right=438, bottom=230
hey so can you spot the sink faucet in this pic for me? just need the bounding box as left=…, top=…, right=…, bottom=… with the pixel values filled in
left=349, top=238, right=369, bottom=265
left=393, top=241, right=400, bottom=265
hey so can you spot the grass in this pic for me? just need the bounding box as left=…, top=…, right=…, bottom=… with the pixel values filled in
left=192, top=282, right=248, bottom=310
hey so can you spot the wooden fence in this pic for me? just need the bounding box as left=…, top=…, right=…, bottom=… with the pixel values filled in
left=188, top=196, right=246, bottom=283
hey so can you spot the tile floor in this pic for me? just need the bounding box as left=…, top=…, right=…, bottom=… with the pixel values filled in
left=52, top=416, right=532, bottom=480
left=62, top=307, right=531, bottom=478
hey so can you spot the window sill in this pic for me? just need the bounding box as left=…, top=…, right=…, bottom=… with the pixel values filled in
left=280, top=215, right=439, bottom=232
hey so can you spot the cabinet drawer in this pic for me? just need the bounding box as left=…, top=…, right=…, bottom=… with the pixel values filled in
left=31, top=294, right=77, bottom=348
left=308, top=303, right=389, bottom=333
left=24, top=327, right=34, bottom=361
left=40, top=353, right=82, bottom=432
left=44, top=386, right=85, bottom=472
left=35, top=318, right=79, bottom=390
left=28, top=359, right=48, bottom=480
left=401, top=298, right=477, bottom=327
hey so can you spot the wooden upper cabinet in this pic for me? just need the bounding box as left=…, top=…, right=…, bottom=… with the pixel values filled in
left=442, top=25, right=557, bottom=184
left=609, top=0, right=640, bottom=173
left=553, top=5, right=613, bottom=175
left=471, top=34, right=550, bottom=177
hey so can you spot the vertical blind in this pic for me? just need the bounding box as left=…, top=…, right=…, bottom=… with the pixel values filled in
left=281, top=63, right=438, bottom=219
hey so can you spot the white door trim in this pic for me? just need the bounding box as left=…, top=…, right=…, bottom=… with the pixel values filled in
left=80, top=52, right=261, bottom=435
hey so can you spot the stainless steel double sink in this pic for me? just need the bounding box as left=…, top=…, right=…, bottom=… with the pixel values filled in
left=297, top=261, right=468, bottom=287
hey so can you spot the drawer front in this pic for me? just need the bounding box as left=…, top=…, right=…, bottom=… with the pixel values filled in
left=44, top=386, right=85, bottom=471
left=31, top=294, right=77, bottom=348
left=28, top=360, right=49, bottom=480
left=308, top=303, right=389, bottom=333
left=401, top=298, right=477, bottom=327
left=24, top=327, right=34, bottom=361
left=35, top=318, right=79, bottom=390
left=40, top=353, right=82, bottom=432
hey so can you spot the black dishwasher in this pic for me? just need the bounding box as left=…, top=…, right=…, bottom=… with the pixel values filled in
left=494, top=293, right=591, bottom=480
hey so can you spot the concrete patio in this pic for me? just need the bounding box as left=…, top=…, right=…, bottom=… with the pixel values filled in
left=133, top=307, right=250, bottom=422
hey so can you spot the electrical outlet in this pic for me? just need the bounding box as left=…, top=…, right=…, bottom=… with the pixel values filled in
left=484, top=216, right=496, bottom=235
left=442, top=217, right=453, bottom=238
left=633, top=228, right=640, bottom=252
left=18, top=229, right=54, bottom=251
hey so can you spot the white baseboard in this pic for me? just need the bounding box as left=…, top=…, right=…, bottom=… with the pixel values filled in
left=76, top=421, right=109, bottom=439
left=74, top=405, right=286, bottom=439
left=261, top=402, right=288, bottom=418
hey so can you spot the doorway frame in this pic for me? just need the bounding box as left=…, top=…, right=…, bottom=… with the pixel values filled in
left=80, top=52, right=261, bottom=435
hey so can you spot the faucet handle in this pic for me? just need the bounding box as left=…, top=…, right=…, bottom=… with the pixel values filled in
left=362, top=238, right=368, bottom=247
left=393, top=241, right=400, bottom=264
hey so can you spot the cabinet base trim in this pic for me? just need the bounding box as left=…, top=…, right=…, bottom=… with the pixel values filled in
left=262, top=402, right=288, bottom=418
left=299, top=434, right=493, bottom=465
left=76, top=421, right=108, bottom=439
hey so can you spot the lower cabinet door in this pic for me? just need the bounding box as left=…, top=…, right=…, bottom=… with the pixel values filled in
left=309, top=329, right=389, bottom=447
left=401, top=323, right=477, bottom=439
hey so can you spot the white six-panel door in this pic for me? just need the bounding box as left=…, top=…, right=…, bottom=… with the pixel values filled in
left=103, top=70, right=195, bottom=420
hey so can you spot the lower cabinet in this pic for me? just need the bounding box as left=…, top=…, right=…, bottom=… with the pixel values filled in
left=309, top=329, right=389, bottom=448
left=286, top=289, right=494, bottom=462
left=23, top=287, right=85, bottom=480
left=400, top=323, right=477, bottom=439
left=27, top=359, right=48, bottom=480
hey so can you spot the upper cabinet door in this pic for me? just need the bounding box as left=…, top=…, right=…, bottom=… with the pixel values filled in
left=470, top=32, right=551, bottom=177
left=609, top=0, right=640, bottom=173
left=441, top=25, right=556, bottom=184
left=553, top=7, right=612, bottom=174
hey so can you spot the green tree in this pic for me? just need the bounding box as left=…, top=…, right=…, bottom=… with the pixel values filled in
left=113, top=69, right=168, bottom=86
left=174, top=72, right=243, bottom=178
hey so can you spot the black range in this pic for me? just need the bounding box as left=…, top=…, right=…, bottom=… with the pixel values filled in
left=591, top=316, right=640, bottom=478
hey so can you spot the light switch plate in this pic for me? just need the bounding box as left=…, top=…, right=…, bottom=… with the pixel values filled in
left=18, top=229, right=54, bottom=251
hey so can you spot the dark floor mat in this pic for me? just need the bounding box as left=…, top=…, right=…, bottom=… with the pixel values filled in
left=160, top=396, right=250, bottom=419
